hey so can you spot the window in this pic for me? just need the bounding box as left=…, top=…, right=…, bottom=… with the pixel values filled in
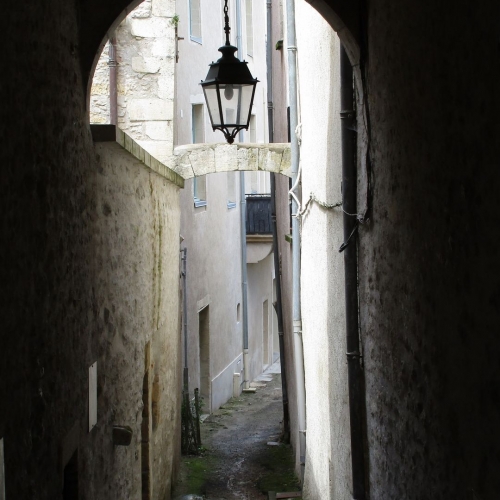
left=227, top=172, right=237, bottom=209
left=192, top=104, right=204, bottom=143
left=192, top=104, right=207, bottom=207
left=248, top=114, right=256, bottom=143
left=246, top=0, right=253, bottom=57
left=193, top=177, right=207, bottom=207
left=199, top=306, right=210, bottom=403
left=251, top=172, right=259, bottom=194
left=190, top=0, right=202, bottom=43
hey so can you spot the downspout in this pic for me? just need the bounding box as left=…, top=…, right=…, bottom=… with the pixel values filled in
left=340, top=44, right=366, bottom=500
left=235, top=0, right=251, bottom=390
left=285, top=0, right=307, bottom=481
left=266, top=0, right=274, bottom=144
left=268, top=0, right=290, bottom=442
left=240, top=174, right=250, bottom=389
left=271, top=175, right=291, bottom=442
left=181, top=248, right=188, bottom=393
left=108, top=36, right=118, bottom=125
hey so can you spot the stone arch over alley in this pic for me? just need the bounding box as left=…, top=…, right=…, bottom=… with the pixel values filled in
left=85, top=0, right=500, bottom=496
left=2, top=0, right=500, bottom=499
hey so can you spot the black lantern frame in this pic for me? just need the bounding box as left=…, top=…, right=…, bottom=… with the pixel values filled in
left=200, top=0, right=259, bottom=144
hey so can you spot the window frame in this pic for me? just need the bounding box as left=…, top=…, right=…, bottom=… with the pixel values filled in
left=192, top=104, right=207, bottom=207
left=245, top=0, right=253, bottom=57
left=194, top=177, right=207, bottom=208
left=227, top=171, right=237, bottom=209
left=189, top=0, right=202, bottom=44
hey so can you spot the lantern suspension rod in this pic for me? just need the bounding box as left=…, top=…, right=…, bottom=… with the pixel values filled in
left=223, top=0, right=231, bottom=46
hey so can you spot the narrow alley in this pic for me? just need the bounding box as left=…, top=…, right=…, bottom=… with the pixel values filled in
left=3, top=0, right=500, bottom=498
left=173, top=362, right=301, bottom=500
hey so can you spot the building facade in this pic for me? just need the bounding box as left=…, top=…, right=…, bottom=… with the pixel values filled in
left=175, top=0, right=278, bottom=413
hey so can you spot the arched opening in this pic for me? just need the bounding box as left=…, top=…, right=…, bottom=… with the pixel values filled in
left=86, top=0, right=354, bottom=497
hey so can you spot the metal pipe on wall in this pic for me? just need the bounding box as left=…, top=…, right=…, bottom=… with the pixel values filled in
left=181, top=248, right=188, bottom=393
left=340, top=44, right=366, bottom=500
left=266, top=0, right=274, bottom=144
left=235, top=0, right=250, bottom=390
left=271, top=174, right=291, bottom=442
left=268, top=0, right=290, bottom=442
left=108, top=36, right=118, bottom=125
left=285, top=0, right=307, bottom=481
left=240, top=172, right=250, bottom=389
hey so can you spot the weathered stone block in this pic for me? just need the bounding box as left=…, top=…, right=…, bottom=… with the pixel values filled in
left=152, top=0, right=176, bottom=17
left=157, top=75, right=175, bottom=100
left=189, top=147, right=216, bottom=176
left=214, top=144, right=239, bottom=172
left=172, top=149, right=194, bottom=179
left=237, top=146, right=259, bottom=171
left=131, top=0, right=152, bottom=18
left=131, top=57, right=160, bottom=74
left=144, top=121, right=172, bottom=141
left=130, top=18, right=170, bottom=38
left=137, top=140, right=174, bottom=161
left=279, top=145, right=292, bottom=177
left=129, top=99, right=173, bottom=121
left=91, top=82, right=109, bottom=96
left=258, top=146, right=283, bottom=173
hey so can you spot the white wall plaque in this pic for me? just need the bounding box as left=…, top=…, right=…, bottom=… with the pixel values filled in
left=89, top=362, right=97, bottom=432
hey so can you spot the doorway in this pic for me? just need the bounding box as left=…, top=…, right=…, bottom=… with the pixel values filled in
left=199, top=306, right=210, bottom=408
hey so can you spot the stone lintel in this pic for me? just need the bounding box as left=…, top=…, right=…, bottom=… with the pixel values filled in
left=173, top=143, right=292, bottom=179
left=91, top=124, right=184, bottom=188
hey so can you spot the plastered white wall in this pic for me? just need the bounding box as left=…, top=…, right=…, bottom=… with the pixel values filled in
left=295, top=1, right=352, bottom=497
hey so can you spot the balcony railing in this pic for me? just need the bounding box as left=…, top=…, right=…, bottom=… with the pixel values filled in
left=246, top=194, right=272, bottom=234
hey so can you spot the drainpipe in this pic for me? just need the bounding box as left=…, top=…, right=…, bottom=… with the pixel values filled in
left=267, top=0, right=274, bottom=144
left=108, top=36, right=118, bottom=125
left=271, top=174, right=291, bottom=442
left=268, top=0, right=290, bottom=442
left=340, top=44, right=366, bottom=500
left=235, top=0, right=251, bottom=389
left=285, top=0, right=307, bottom=481
left=266, top=0, right=290, bottom=443
left=181, top=248, right=188, bottom=393
left=240, top=173, right=250, bottom=389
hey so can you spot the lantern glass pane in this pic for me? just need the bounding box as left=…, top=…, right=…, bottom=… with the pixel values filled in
left=219, top=83, right=255, bottom=126
left=203, top=85, right=222, bottom=126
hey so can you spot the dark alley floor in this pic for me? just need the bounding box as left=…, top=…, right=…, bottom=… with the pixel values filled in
left=172, top=364, right=301, bottom=500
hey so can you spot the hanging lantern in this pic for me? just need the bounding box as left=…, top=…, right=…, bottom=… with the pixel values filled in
left=200, top=0, right=259, bottom=144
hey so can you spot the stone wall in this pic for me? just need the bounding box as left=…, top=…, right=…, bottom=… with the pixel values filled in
left=0, top=2, right=182, bottom=498
left=90, top=0, right=176, bottom=163
left=356, top=0, right=500, bottom=497
left=92, top=135, right=182, bottom=500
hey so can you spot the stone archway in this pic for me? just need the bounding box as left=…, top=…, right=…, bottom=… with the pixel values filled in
left=172, top=143, right=292, bottom=179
